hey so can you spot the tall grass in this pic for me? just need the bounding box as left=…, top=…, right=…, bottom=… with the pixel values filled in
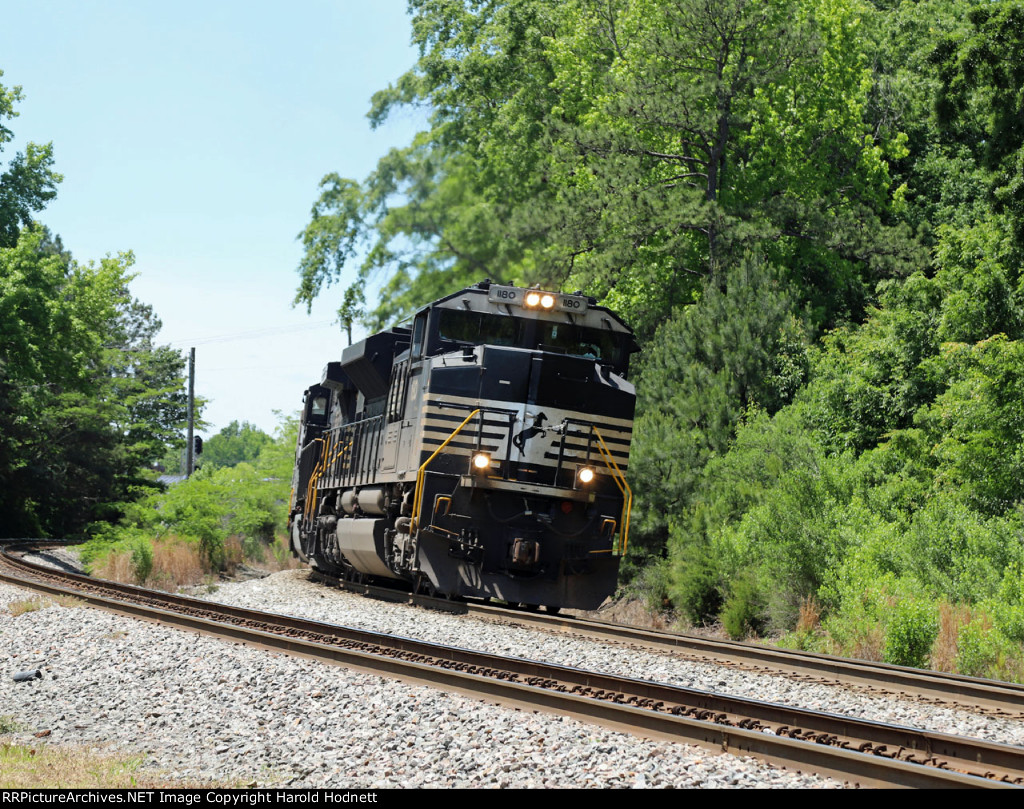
left=89, top=534, right=301, bottom=590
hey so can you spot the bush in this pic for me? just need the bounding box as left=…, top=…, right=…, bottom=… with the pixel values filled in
left=883, top=600, right=938, bottom=668
left=956, top=617, right=1000, bottom=677
left=129, top=539, right=153, bottom=584
left=672, top=555, right=723, bottom=626
left=721, top=572, right=767, bottom=639
left=627, top=556, right=674, bottom=614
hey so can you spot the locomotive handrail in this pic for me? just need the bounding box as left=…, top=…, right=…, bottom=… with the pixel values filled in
left=593, top=427, right=632, bottom=555
left=410, top=409, right=482, bottom=535
left=302, top=436, right=327, bottom=523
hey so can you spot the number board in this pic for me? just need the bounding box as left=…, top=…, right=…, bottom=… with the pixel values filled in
left=486, top=285, right=589, bottom=313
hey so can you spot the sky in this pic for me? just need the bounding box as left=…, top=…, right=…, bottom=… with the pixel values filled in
left=1, top=1, right=427, bottom=438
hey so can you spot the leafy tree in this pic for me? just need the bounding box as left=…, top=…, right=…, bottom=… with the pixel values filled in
left=934, top=1, right=1024, bottom=250
left=0, top=228, right=188, bottom=537
left=87, top=415, right=299, bottom=571
left=295, top=0, right=571, bottom=329
left=202, top=420, right=273, bottom=469
left=0, top=71, right=62, bottom=248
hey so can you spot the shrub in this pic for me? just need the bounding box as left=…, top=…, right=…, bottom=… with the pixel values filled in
left=721, top=572, right=767, bottom=639
left=628, top=556, right=674, bottom=614
left=130, top=538, right=153, bottom=584
left=672, top=556, right=723, bottom=626
left=955, top=616, right=1007, bottom=678
left=884, top=600, right=938, bottom=668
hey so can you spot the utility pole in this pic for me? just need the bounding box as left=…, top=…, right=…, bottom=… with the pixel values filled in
left=186, top=347, right=195, bottom=477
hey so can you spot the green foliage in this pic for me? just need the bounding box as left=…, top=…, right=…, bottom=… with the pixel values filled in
left=85, top=416, right=298, bottom=572
left=0, top=71, right=62, bottom=248
left=671, top=547, right=723, bottom=627
left=201, top=421, right=272, bottom=469
left=955, top=619, right=1002, bottom=678
left=129, top=538, right=153, bottom=585
left=621, top=553, right=674, bottom=614
left=721, top=572, right=767, bottom=640
left=630, top=260, right=808, bottom=544
left=0, top=227, right=189, bottom=537
left=282, top=1, right=1024, bottom=674
left=934, top=1, right=1024, bottom=250
left=883, top=600, right=938, bottom=669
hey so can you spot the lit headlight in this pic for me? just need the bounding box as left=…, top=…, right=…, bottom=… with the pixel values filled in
left=540, top=294, right=555, bottom=309
left=577, top=466, right=595, bottom=484
left=525, top=291, right=541, bottom=307
left=472, top=453, right=491, bottom=471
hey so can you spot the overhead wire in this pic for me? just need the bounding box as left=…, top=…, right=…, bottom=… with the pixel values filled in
left=165, top=320, right=338, bottom=348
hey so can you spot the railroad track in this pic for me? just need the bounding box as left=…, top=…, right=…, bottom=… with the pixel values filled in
left=313, top=567, right=1024, bottom=720
left=1, top=543, right=1019, bottom=788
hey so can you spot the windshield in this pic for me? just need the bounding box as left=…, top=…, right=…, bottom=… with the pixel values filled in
left=436, top=309, right=628, bottom=367
left=437, top=310, right=524, bottom=346
left=535, top=321, right=626, bottom=366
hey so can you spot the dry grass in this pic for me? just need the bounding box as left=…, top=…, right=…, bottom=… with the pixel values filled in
left=89, top=552, right=134, bottom=585
left=847, top=624, right=886, bottom=662
left=259, top=535, right=304, bottom=573
left=0, top=742, right=229, bottom=789
left=92, top=534, right=301, bottom=592
left=150, top=539, right=207, bottom=588
left=93, top=538, right=207, bottom=590
left=932, top=601, right=974, bottom=673
left=795, top=596, right=821, bottom=634
left=224, top=535, right=245, bottom=571
left=6, top=599, right=47, bottom=617
left=6, top=594, right=87, bottom=616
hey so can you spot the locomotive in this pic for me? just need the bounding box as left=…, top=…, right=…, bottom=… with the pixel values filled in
left=288, top=280, right=638, bottom=610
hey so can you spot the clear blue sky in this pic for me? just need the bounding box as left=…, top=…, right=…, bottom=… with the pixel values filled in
left=1, top=1, right=426, bottom=437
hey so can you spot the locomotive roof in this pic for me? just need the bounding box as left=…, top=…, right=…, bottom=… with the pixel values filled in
left=425, top=281, right=635, bottom=335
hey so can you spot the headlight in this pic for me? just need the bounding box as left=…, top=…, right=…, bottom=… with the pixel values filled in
left=577, top=466, right=595, bottom=484
left=472, top=453, right=491, bottom=471
left=540, top=294, right=555, bottom=309
left=525, top=291, right=541, bottom=307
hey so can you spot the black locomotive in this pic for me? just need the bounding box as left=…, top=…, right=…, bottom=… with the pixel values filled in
left=288, top=281, right=638, bottom=610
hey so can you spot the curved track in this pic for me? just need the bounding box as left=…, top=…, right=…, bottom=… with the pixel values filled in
left=1, top=543, right=1019, bottom=788
left=312, top=567, right=1024, bottom=718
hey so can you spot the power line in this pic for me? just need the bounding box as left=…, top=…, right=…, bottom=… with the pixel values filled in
left=165, top=320, right=338, bottom=348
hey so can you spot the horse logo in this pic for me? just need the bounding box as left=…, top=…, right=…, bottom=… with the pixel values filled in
left=513, top=412, right=548, bottom=453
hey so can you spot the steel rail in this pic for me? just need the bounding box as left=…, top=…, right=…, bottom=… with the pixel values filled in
left=308, top=566, right=1024, bottom=718
left=463, top=602, right=1024, bottom=716
left=1, top=548, right=1019, bottom=788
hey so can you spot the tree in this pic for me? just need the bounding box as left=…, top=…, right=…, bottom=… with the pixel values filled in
left=934, top=1, right=1024, bottom=251
left=0, top=71, right=62, bottom=248
left=629, top=257, right=808, bottom=545
left=202, top=420, right=273, bottom=469
left=0, top=228, right=189, bottom=537
left=295, top=0, right=581, bottom=329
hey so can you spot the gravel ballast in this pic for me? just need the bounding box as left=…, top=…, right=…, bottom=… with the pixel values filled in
left=0, top=566, right=1018, bottom=787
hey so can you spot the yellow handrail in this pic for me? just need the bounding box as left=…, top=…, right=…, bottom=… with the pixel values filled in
left=410, top=409, right=481, bottom=534
left=593, top=427, right=632, bottom=555
left=303, top=436, right=329, bottom=523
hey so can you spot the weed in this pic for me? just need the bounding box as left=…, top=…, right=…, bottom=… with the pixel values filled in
left=795, top=596, right=821, bottom=634
left=721, top=572, right=766, bottom=640
left=7, top=599, right=48, bottom=617
left=932, top=601, right=973, bottom=673
left=0, top=742, right=228, bottom=788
